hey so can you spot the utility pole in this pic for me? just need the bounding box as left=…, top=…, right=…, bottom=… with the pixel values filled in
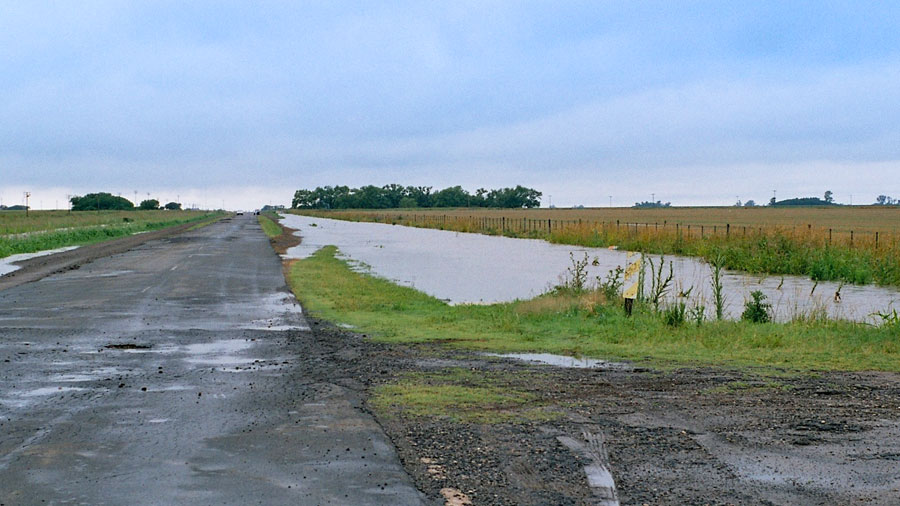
left=66, top=194, right=72, bottom=214
left=651, top=193, right=655, bottom=203
left=24, top=192, right=30, bottom=217
left=609, top=196, right=612, bottom=207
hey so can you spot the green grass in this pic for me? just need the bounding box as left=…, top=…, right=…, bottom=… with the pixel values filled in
left=258, top=214, right=283, bottom=238
left=0, top=211, right=223, bottom=259
left=371, top=369, right=557, bottom=423
left=287, top=246, right=900, bottom=372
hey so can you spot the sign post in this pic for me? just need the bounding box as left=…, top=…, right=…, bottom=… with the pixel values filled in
left=622, top=252, right=641, bottom=316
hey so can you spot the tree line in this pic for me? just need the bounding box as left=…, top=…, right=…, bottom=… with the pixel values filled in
left=69, top=192, right=181, bottom=211
left=291, top=184, right=542, bottom=209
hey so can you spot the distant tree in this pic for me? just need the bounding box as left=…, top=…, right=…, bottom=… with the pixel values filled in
left=734, top=199, right=742, bottom=207
left=291, top=190, right=315, bottom=209
left=875, top=195, right=896, bottom=205
left=432, top=186, right=470, bottom=207
left=398, top=196, right=418, bottom=208
left=164, top=202, right=182, bottom=210
left=768, top=197, right=777, bottom=206
left=291, top=184, right=541, bottom=209
left=4, top=205, right=29, bottom=211
left=824, top=190, right=834, bottom=204
left=770, top=197, right=836, bottom=207
left=485, top=186, right=542, bottom=208
left=71, top=192, right=134, bottom=211
left=139, top=199, right=160, bottom=210
left=633, top=200, right=671, bottom=208
left=743, top=200, right=757, bottom=207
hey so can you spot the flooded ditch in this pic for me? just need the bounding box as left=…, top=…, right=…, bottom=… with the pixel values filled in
left=281, top=214, right=899, bottom=323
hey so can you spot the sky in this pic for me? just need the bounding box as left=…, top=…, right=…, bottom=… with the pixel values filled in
left=2, top=1, right=899, bottom=210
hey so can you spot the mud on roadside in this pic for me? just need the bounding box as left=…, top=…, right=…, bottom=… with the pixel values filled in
left=301, top=319, right=900, bottom=505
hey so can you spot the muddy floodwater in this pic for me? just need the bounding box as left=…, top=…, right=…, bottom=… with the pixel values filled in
left=281, top=214, right=899, bottom=323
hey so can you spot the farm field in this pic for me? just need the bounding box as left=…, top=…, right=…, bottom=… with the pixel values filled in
left=0, top=209, right=204, bottom=235
left=0, top=209, right=221, bottom=259
left=290, top=206, right=900, bottom=286
left=293, top=205, right=900, bottom=235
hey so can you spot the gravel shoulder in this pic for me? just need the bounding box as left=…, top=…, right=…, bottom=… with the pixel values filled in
left=304, top=320, right=900, bottom=505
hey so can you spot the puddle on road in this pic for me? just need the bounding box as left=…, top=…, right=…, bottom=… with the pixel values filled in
left=239, top=292, right=309, bottom=331
left=183, top=339, right=260, bottom=366
left=484, top=353, right=631, bottom=370
left=281, top=215, right=900, bottom=323
left=18, top=386, right=86, bottom=397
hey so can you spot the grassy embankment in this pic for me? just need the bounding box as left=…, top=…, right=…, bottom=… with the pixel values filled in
left=291, top=207, right=900, bottom=286
left=258, top=213, right=283, bottom=238
left=288, top=246, right=900, bottom=373
left=0, top=210, right=223, bottom=259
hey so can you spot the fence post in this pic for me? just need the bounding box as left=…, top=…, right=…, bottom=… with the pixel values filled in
left=876, top=231, right=879, bottom=249
left=850, top=230, right=854, bottom=247
left=828, top=228, right=832, bottom=244
left=726, top=223, right=730, bottom=238
left=548, top=218, right=552, bottom=233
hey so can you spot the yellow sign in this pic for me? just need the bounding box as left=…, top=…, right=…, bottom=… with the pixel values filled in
left=623, top=251, right=641, bottom=300
left=624, top=259, right=641, bottom=279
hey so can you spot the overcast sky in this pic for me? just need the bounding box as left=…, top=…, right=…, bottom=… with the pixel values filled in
left=2, top=1, right=899, bottom=209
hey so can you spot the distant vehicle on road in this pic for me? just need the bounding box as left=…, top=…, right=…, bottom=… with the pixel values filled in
left=236, top=211, right=244, bottom=215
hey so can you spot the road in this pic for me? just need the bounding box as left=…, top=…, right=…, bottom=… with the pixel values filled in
left=0, top=215, right=425, bottom=505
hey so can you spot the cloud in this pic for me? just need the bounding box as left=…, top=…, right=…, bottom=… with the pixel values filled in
left=2, top=2, right=900, bottom=208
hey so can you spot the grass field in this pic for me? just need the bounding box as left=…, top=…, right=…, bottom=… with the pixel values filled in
left=290, top=206, right=900, bottom=286
left=0, top=210, right=222, bottom=259
left=287, top=246, right=900, bottom=372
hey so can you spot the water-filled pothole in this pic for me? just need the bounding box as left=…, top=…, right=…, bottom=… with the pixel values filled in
left=483, top=352, right=632, bottom=370
left=105, top=343, right=151, bottom=350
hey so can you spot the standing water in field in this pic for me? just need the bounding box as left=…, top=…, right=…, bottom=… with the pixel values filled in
left=280, top=215, right=899, bottom=323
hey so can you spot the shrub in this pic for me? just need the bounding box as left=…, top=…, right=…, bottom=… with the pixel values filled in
left=663, top=301, right=687, bottom=327
left=742, top=290, right=772, bottom=323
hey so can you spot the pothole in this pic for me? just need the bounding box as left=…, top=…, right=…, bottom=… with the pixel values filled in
left=105, top=343, right=151, bottom=350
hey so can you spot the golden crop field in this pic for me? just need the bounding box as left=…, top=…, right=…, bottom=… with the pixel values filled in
left=312, top=206, right=900, bottom=234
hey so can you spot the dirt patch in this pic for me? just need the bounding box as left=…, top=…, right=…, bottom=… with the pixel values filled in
left=299, top=319, right=900, bottom=505
left=268, top=219, right=301, bottom=255
left=0, top=219, right=225, bottom=292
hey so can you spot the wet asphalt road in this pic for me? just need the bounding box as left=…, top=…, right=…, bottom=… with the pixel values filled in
left=0, top=215, right=425, bottom=505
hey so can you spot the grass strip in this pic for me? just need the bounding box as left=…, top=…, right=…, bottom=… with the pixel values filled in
left=258, top=214, right=283, bottom=238
left=371, top=369, right=559, bottom=424
left=0, top=212, right=222, bottom=259
left=287, top=246, right=900, bottom=372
